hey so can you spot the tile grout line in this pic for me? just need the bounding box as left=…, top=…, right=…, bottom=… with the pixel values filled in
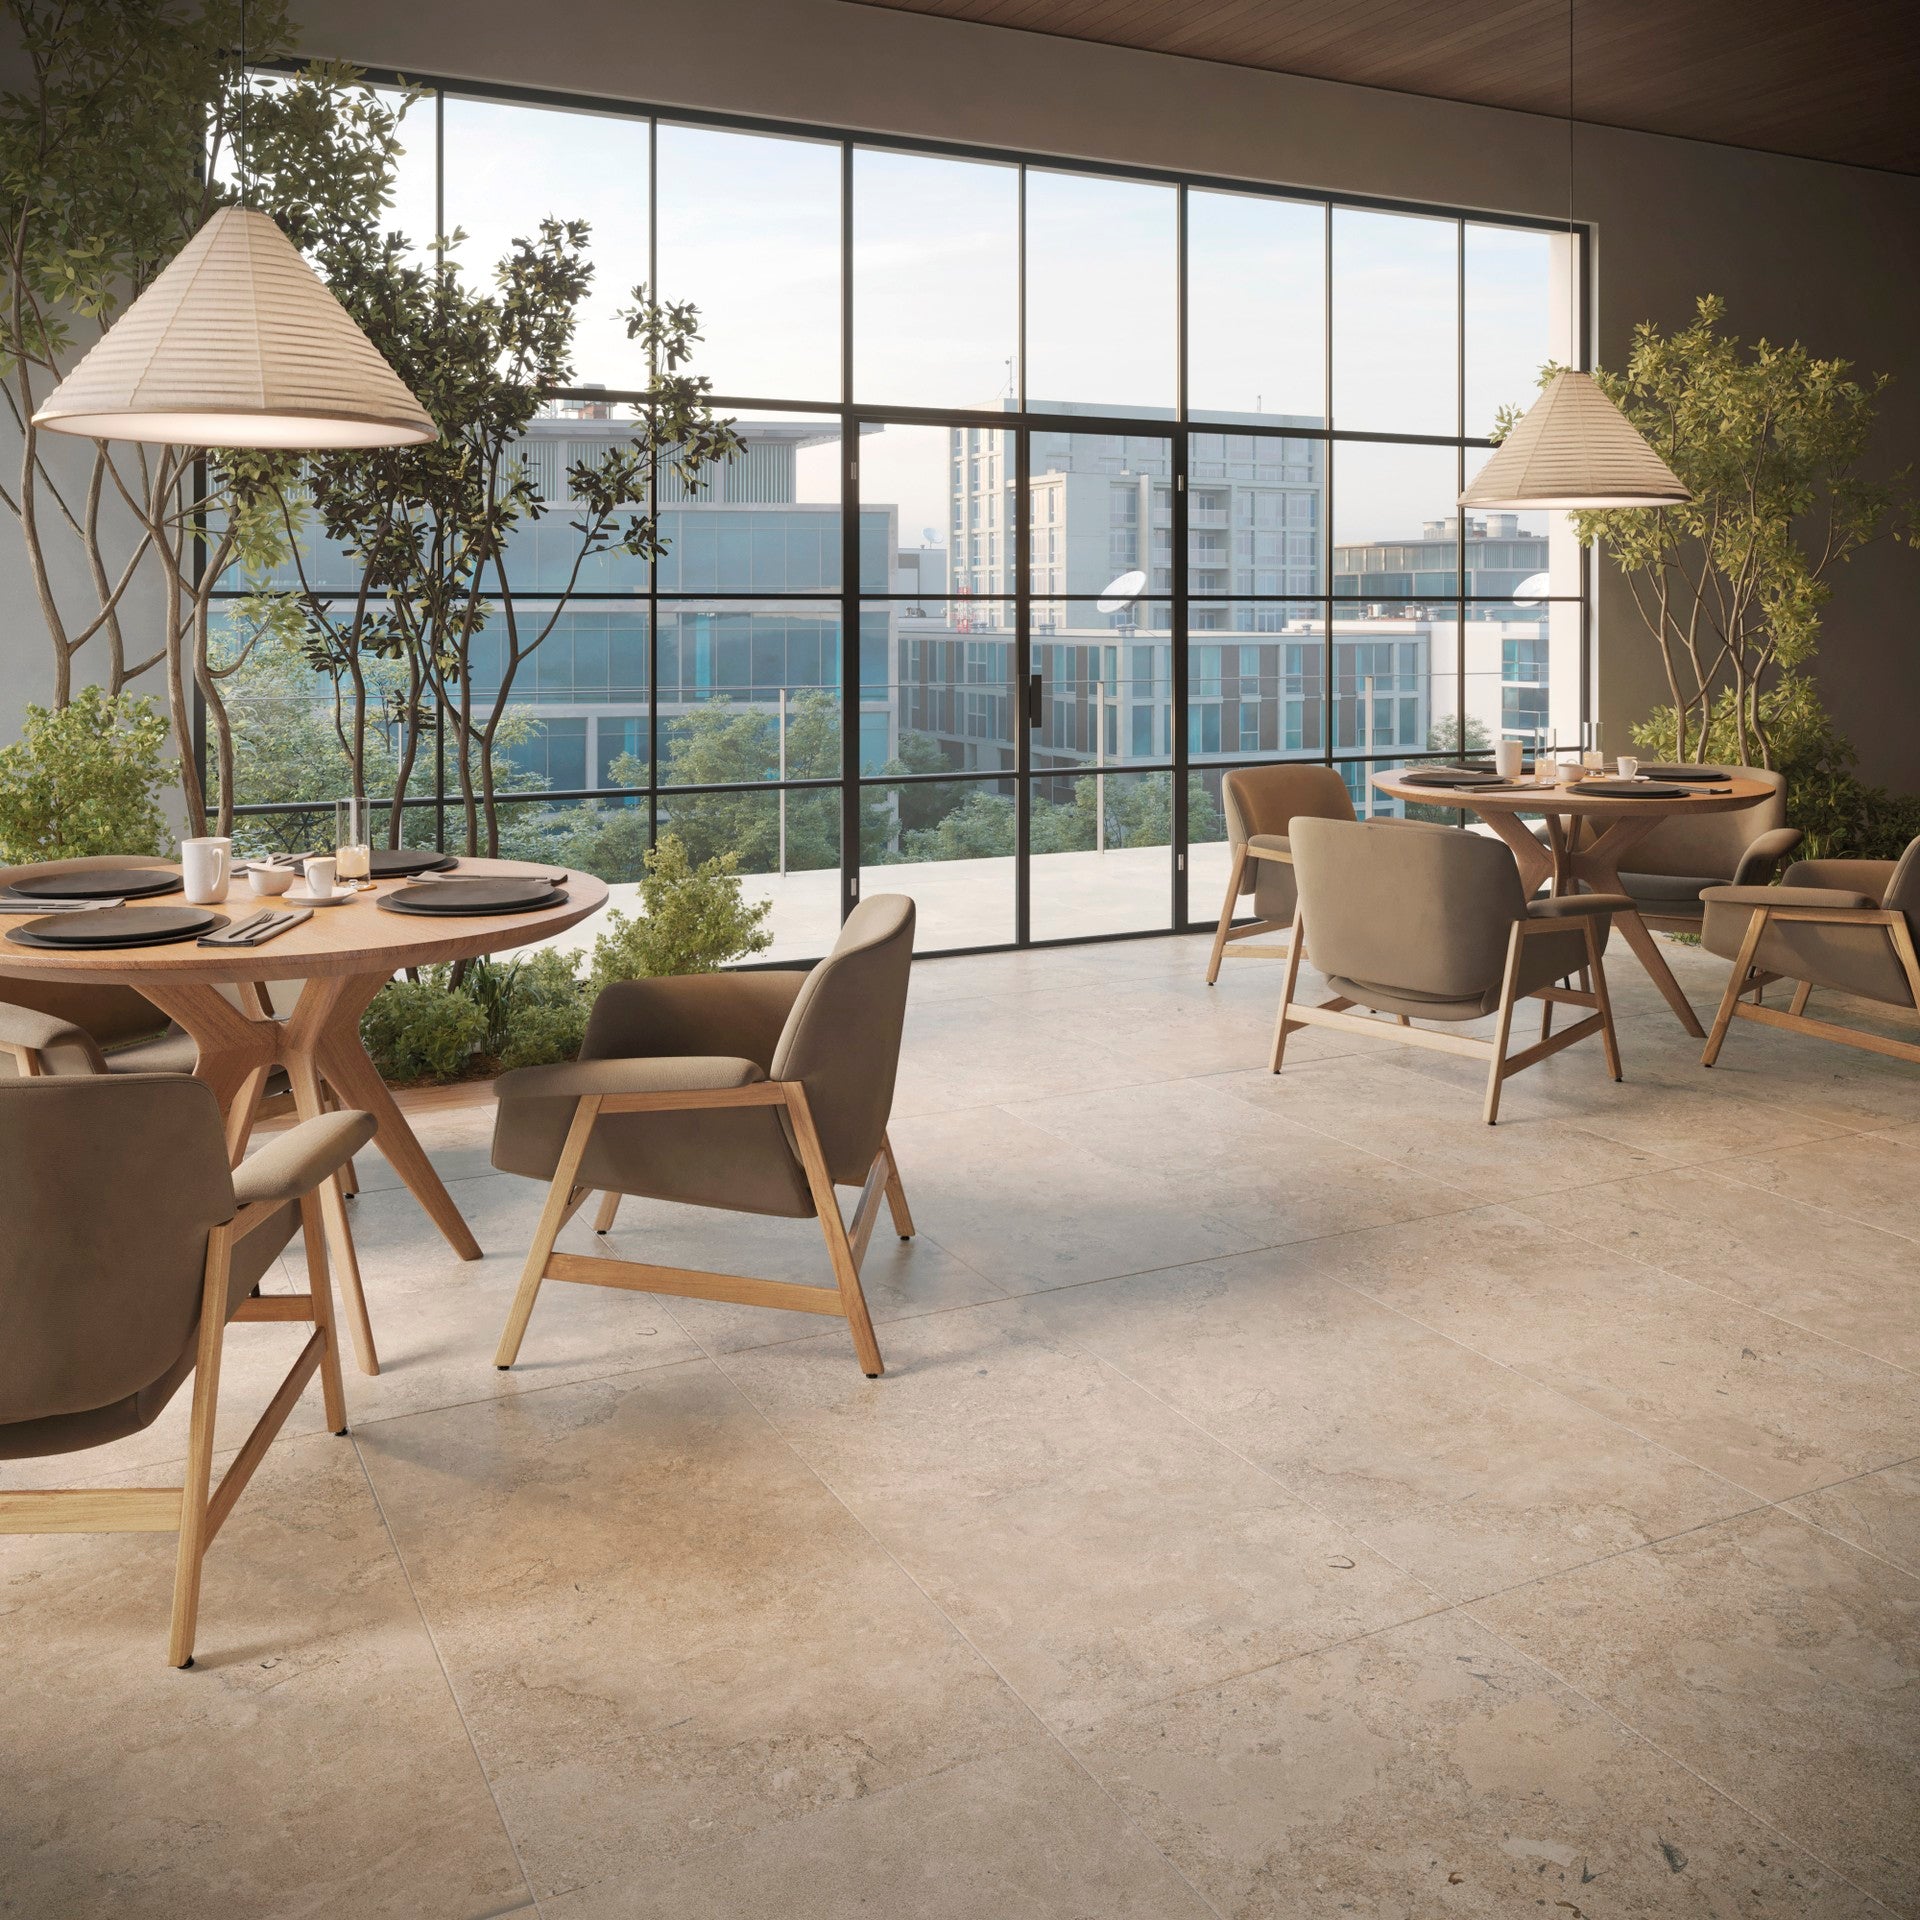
left=666, top=1331, right=1234, bottom=1920
left=343, top=1437, right=547, bottom=1920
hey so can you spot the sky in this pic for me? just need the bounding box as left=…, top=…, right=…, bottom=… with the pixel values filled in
left=356, top=89, right=1568, bottom=550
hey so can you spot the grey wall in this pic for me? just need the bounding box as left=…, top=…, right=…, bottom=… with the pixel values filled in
left=8, top=0, right=1918, bottom=786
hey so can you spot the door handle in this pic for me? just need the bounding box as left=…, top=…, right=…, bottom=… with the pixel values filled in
left=1026, top=671, right=1044, bottom=730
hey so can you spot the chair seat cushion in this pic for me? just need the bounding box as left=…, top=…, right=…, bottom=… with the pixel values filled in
left=1324, top=973, right=1494, bottom=1022
left=1618, top=871, right=1722, bottom=905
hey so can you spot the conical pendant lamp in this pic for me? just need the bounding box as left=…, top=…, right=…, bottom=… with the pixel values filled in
left=1460, top=0, right=1686, bottom=513
left=31, top=205, right=436, bottom=449
left=1461, top=369, right=1688, bottom=508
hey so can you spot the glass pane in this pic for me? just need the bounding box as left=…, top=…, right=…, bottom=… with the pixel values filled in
left=865, top=598, right=1015, bottom=780
left=1331, top=208, right=1458, bottom=436
left=854, top=149, right=1018, bottom=409
left=656, top=604, right=842, bottom=787
left=1027, top=431, right=1174, bottom=596
left=1027, top=768, right=1173, bottom=941
left=1188, top=433, right=1325, bottom=594
left=861, top=776, right=1016, bottom=952
left=1185, top=605, right=1328, bottom=763
left=1464, top=600, right=1582, bottom=757
left=1030, top=601, right=1171, bottom=771
left=1187, top=190, right=1325, bottom=426
left=657, top=411, right=842, bottom=592
left=1333, top=442, right=1462, bottom=595
left=653, top=788, right=841, bottom=962
left=497, top=793, right=651, bottom=880
left=443, top=97, right=652, bottom=389
left=1464, top=224, right=1572, bottom=441
left=656, top=123, right=840, bottom=400
left=1025, top=170, right=1175, bottom=416
left=865, top=421, right=1011, bottom=600
left=1330, top=604, right=1457, bottom=794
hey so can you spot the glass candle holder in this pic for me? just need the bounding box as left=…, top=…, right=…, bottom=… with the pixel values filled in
left=335, top=796, right=372, bottom=884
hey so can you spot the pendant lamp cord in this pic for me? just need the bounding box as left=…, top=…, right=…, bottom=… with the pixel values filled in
left=1566, top=0, right=1576, bottom=370
left=235, top=0, right=250, bottom=210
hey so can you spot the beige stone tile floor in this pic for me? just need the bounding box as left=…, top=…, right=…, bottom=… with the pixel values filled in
left=3, top=927, right=1917, bottom=1918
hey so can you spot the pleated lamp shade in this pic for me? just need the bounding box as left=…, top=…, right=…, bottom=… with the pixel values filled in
left=31, top=206, right=436, bottom=449
left=1461, top=370, right=1688, bottom=509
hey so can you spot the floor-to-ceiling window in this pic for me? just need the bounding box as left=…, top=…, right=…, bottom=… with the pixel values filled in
left=217, top=77, right=1588, bottom=959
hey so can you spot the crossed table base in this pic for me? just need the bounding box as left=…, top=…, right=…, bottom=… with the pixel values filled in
left=1370, top=771, right=1784, bottom=1041
left=0, top=859, right=609, bottom=1378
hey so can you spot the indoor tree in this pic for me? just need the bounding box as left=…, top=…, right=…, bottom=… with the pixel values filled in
left=0, top=2, right=411, bottom=829
left=1549, top=296, right=1918, bottom=767
left=258, top=220, right=741, bottom=855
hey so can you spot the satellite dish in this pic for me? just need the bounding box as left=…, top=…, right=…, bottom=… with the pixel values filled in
left=922, top=526, right=938, bottom=546
left=1096, top=568, right=1147, bottom=613
left=1510, top=572, right=1551, bottom=605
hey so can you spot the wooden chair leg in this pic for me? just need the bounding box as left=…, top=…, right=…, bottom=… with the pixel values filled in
left=495, top=1097, right=602, bottom=1369
left=1483, top=925, right=1527, bottom=1126
left=168, top=1227, right=234, bottom=1669
left=881, top=1134, right=915, bottom=1240
left=1788, top=979, right=1813, bottom=1017
left=786, top=1084, right=883, bottom=1377
left=1206, top=846, right=1249, bottom=985
left=300, top=1193, right=348, bottom=1436
left=1270, top=910, right=1308, bottom=1073
left=1585, top=920, right=1623, bottom=1082
left=593, top=1189, right=622, bottom=1235
left=1703, top=909, right=1768, bottom=1066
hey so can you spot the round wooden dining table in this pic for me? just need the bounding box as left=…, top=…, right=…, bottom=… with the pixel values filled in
left=1369, top=768, right=1779, bottom=1038
left=0, top=857, right=608, bottom=1375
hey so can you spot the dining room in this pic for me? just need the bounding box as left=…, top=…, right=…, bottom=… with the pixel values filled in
left=2, top=2, right=1918, bottom=1917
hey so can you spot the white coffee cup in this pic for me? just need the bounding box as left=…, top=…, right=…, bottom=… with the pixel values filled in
left=302, top=855, right=338, bottom=899
left=1616, top=756, right=1641, bottom=780
left=1493, top=739, right=1524, bottom=780
left=180, top=835, right=231, bottom=904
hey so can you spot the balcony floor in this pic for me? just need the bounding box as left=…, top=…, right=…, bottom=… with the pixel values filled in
left=4, top=930, right=1918, bottom=1918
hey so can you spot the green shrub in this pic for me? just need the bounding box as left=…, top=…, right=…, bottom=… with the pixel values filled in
left=1632, top=676, right=1920, bottom=860
left=0, top=687, right=174, bottom=863
left=361, top=979, right=488, bottom=1083
left=588, top=832, right=771, bottom=993
left=358, top=835, right=769, bottom=1083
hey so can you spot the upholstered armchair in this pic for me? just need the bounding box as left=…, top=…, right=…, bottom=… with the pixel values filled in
left=0, top=1075, right=373, bottom=1666
left=1606, top=766, right=1801, bottom=931
left=1275, top=818, right=1627, bottom=1123
left=1700, top=839, right=1920, bottom=1067
left=491, top=894, right=916, bottom=1378
left=1206, top=764, right=1361, bottom=984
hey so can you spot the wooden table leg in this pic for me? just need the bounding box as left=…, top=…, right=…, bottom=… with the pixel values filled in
left=133, top=983, right=282, bottom=1165
left=1479, top=809, right=1555, bottom=897
left=1570, top=815, right=1707, bottom=1038
left=308, top=973, right=485, bottom=1265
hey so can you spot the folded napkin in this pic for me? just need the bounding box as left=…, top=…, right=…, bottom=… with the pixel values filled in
left=0, top=892, right=124, bottom=914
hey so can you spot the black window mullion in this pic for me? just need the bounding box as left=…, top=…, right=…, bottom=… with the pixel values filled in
left=647, top=111, right=661, bottom=855
left=1170, top=183, right=1188, bottom=933
left=839, top=138, right=859, bottom=918
left=1456, top=218, right=1467, bottom=764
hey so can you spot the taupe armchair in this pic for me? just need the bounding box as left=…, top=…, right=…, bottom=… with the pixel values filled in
left=1206, top=764, right=1359, bottom=984
left=1275, top=818, right=1626, bottom=1124
left=1603, top=766, right=1800, bottom=931
left=491, top=895, right=916, bottom=1378
left=0, top=1075, right=373, bottom=1667
left=1701, top=839, right=1920, bottom=1068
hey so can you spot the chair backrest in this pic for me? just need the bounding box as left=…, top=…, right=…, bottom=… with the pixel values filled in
left=770, top=894, right=916, bottom=1184
left=0, top=1075, right=235, bottom=1428
left=1625, top=767, right=1787, bottom=879
left=1883, top=835, right=1920, bottom=934
left=0, top=856, right=178, bottom=1050
left=1291, top=817, right=1526, bottom=1001
left=1222, top=765, right=1355, bottom=896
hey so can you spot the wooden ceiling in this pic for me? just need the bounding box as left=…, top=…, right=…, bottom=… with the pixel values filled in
left=845, top=0, right=1920, bottom=175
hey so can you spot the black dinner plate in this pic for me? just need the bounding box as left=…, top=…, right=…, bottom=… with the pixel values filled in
left=1396, top=767, right=1505, bottom=788
left=6, top=906, right=226, bottom=950
left=6, top=867, right=181, bottom=901
left=377, top=890, right=566, bottom=920
left=366, top=849, right=460, bottom=878
left=1575, top=779, right=1694, bottom=799
left=377, top=877, right=566, bottom=917
left=1635, top=765, right=1733, bottom=783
